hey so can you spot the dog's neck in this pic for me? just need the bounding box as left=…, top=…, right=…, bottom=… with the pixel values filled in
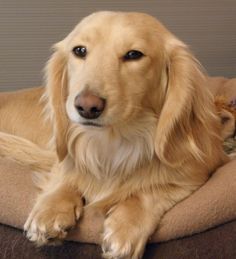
left=67, top=114, right=157, bottom=180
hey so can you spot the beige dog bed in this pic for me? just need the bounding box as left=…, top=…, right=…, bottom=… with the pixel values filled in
left=0, top=157, right=236, bottom=244
left=0, top=77, right=236, bottom=244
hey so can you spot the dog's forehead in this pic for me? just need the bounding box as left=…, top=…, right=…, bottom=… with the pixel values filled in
left=66, top=12, right=165, bottom=45
left=79, top=11, right=156, bottom=30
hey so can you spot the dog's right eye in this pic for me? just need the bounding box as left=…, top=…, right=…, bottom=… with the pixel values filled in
left=123, top=50, right=144, bottom=61
left=72, top=46, right=87, bottom=58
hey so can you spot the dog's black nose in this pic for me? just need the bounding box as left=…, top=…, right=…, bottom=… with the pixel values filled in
left=74, top=92, right=106, bottom=119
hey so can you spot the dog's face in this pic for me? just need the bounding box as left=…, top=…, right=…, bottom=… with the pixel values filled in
left=60, top=12, right=170, bottom=127
left=47, top=11, right=220, bottom=168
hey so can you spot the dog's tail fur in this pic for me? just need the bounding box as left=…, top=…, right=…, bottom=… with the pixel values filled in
left=0, top=132, right=56, bottom=172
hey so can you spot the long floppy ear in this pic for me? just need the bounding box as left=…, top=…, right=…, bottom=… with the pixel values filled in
left=45, top=43, right=69, bottom=161
left=155, top=39, right=219, bottom=167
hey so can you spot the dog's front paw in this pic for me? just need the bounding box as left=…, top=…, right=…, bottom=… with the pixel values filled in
left=24, top=199, right=82, bottom=246
left=102, top=215, right=147, bottom=259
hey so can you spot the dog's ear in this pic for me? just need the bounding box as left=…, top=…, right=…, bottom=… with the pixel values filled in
left=45, top=43, right=69, bottom=161
left=155, top=40, right=218, bottom=167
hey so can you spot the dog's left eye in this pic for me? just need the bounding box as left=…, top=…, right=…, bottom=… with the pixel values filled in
left=123, top=50, right=144, bottom=61
left=72, top=46, right=87, bottom=58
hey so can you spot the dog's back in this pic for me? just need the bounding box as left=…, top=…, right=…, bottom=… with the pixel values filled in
left=0, top=87, right=52, bottom=147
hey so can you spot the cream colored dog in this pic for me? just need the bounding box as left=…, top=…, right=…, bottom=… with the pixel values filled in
left=0, top=12, right=227, bottom=259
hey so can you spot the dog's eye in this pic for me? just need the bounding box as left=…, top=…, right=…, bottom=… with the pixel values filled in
left=123, top=50, right=144, bottom=61
left=72, top=46, right=87, bottom=58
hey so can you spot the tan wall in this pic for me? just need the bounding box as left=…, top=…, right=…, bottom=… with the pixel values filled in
left=0, top=0, right=235, bottom=91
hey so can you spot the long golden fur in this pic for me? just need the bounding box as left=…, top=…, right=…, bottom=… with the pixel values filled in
left=0, top=12, right=228, bottom=258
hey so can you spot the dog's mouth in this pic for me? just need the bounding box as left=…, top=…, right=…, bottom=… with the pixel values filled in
left=80, top=121, right=103, bottom=127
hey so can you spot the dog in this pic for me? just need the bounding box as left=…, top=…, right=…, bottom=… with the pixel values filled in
left=0, top=11, right=228, bottom=259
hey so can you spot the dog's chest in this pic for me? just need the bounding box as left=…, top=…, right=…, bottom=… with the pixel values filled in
left=75, top=128, right=154, bottom=180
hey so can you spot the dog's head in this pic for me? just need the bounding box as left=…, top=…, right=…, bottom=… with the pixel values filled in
left=46, top=11, right=220, bottom=168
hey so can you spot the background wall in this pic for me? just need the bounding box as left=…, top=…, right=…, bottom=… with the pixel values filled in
left=0, top=0, right=235, bottom=91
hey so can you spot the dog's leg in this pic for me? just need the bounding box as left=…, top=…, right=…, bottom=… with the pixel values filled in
left=102, top=186, right=194, bottom=259
left=24, top=169, right=83, bottom=246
